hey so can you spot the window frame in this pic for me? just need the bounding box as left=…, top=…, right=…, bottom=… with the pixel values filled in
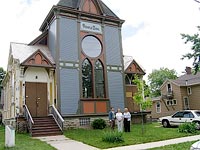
left=156, top=101, right=161, bottom=113
left=187, top=87, right=192, bottom=95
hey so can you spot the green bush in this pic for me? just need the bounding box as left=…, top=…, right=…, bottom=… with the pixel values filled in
left=102, top=131, right=124, bottom=143
left=178, top=122, right=197, bottom=134
left=91, top=118, right=106, bottom=129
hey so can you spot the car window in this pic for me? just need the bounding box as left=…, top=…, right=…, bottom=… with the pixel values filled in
left=195, top=111, right=200, bottom=117
left=172, top=112, right=184, bottom=118
left=183, top=112, right=194, bottom=118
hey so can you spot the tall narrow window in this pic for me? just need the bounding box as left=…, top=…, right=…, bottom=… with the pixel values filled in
left=95, top=60, right=105, bottom=98
left=167, top=83, right=172, bottom=92
left=156, top=101, right=161, bottom=113
left=187, top=87, right=192, bottom=95
left=82, top=59, right=93, bottom=98
left=183, top=97, right=190, bottom=110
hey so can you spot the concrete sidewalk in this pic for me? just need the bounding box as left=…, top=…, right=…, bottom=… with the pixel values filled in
left=106, top=135, right=200, bottom=150
left=35, top=134, right=200, bottom=150
left=34, top=135, right=98, bottom=150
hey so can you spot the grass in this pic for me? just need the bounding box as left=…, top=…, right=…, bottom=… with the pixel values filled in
left=64, top=122, right=200, bottom=149
left=150, top=140, right=198, bottom=150
left=0, top=125, right=55, bottom=150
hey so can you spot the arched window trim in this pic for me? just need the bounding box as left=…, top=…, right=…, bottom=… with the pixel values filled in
left=94, top=59, right=105, bottom=98
left=82, top=58, right=93, bottom=98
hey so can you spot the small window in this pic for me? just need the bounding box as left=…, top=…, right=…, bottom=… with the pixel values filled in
left=187, top=87, right=192, bottom=95
left=167, top=83, right=172, bottom=92
left=173, top=99, right=177, bottom=105
left=79, top=118, right=90, bottom=126
left=156, top=102, right=161, bottom=113
left=166, top=99, right=177, bottom=106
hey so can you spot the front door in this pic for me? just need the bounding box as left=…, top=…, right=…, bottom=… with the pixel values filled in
left=25, top=82, right=48, bottom=117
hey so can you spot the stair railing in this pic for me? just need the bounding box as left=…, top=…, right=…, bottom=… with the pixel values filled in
left=49, top=105, right=64, bottom=132
left=23, top=105, right=34, bottom=135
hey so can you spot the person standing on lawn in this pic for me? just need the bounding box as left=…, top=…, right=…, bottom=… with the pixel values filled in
left=108, top=107, right=115, bottom=129
left=123, top=108, right=131, bottom=132
left=116, top=108, right=123, bottom=132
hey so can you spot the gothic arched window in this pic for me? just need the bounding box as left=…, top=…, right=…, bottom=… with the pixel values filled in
left=95, top=60, right=105, bottom=98
left=82, top=59, right=93, bottom=98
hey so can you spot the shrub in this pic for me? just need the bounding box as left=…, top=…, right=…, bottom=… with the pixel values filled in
left=178, top=122, right=197, bottom=134
left=102, top=131, right=124, bottom=143
left=91, top=118, right=106, bottom=129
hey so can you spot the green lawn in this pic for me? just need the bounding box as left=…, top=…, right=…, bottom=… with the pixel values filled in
left=0, top=125, right=55, bottom=150
left=64, top=122, right=200, bottom=149
left=150, top=140, right=197, bottom=150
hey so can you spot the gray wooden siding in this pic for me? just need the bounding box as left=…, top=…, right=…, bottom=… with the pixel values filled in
left=104, top=26, right=122, bottom=66
left=59, top=17, right=78, bottom=61
left=107, top=72, right=125, bottom=110
left=60, top=69, right=80, bottom=115
left=48, top=20, right=56, bottom=59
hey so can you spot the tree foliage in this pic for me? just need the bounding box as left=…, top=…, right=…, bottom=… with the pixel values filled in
left=0, top=67, right=6, bottom=97
left=148, top=68, right=177, bottom=97
left=133, top=75, right=152, bottom=111
left=181, top=26, right=200, bottom=74
left=0, top=67, right=6, bottom=86
left=194, top=0, right=200, bottom=3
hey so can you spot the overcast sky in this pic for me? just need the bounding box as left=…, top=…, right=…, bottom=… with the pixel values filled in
left=0, top=0, right=200, bottom=80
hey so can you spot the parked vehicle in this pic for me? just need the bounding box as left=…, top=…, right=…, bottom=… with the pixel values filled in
left=158, top=110, right=200, bottom=128
left=190, top=140, right=200, bottom=150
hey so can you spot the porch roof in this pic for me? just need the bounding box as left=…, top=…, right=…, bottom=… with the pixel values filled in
left=10, top=43, right=55, bottom=65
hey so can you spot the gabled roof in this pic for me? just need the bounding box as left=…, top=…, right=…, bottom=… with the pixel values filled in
left=40, top=0, right=124, bottom=31
left=123, top=55, right=145, bottom=75
left=57, top=0, right=118, bottom=18
left=10, top=43, right=55, bottom=66
left=160, top=72, right=200, bottom=89
left=173, top=72, right=200, bottom=86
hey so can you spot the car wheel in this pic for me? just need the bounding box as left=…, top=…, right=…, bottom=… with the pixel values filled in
left=162, top=120, right=170, bottom=128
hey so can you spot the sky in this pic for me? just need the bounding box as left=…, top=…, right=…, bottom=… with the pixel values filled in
left=0, top=0, right=200, bottom=80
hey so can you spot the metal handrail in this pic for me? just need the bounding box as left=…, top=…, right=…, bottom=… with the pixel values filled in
left=23, top=105, right=34, bottom=134
left=49, top=105, right=64, bottom=131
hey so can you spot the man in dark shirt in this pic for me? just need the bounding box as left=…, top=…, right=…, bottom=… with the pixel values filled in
left=108, top=107, right=115, bottom=129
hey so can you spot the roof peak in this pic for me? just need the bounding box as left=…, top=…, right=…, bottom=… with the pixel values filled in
left=57, top=0, right=119, bottom=18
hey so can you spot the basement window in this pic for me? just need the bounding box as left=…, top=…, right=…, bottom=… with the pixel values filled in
left=79, top=118, right=90, bottom=126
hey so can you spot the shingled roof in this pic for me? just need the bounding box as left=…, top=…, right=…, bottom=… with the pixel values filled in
left=57, top=0, right=118, bottom=18
left=173, top=72, right=200, bottom=86
left=10, top=43, right=55, bottom=65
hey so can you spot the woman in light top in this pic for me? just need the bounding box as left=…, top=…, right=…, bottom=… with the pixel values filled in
left=123, top=108, right=131, bottom=132
left=116, top=108, right=123, bottom=132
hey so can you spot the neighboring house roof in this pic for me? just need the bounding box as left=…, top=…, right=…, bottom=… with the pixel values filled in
left=160, top=72, right=200, bottom=89
left=10, top=43, right=55, bottom=65
left=173, top=72, right=200, bottom=86
left=57, top=0, right=118, bottom=18
left=123, top=55, right=145, bottom=75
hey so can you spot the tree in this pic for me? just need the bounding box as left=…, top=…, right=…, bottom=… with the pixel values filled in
left=181, top=26, right=200, bottom=74
left=194, top=0, right=200, bottom=3
left=0, top=67, right=6, bottom=97
left=133, top=75, right=152, bottom=134
left=148, top=68, right=177, bottom=97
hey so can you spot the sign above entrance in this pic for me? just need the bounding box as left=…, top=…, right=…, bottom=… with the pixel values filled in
left=80, top=21, right=102, bottom=34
